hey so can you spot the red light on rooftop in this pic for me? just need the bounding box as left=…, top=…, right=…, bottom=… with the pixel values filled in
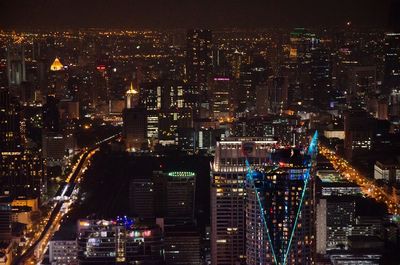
left=96, top=65, right=106, bottom=71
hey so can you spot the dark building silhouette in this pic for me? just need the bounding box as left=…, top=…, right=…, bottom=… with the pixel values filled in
left=0, top=196, right=12, bottom=241
left=42, top=95, right=60, bottom=133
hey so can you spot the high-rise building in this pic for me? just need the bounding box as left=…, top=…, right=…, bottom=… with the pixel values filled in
left=288, top=28, right=316, bottom=107
left=48, top=58, right=68, bottom=99
left=42, top=132, right=65, bottom=168
left=77, top=218, right=164, bottom=264
left=0, top=87, right=22, bottom=152
left=345, top=65, right=377, bottom=109
left=210, top=138, right=276, bottom=265
left=6, top=45, right=26, bottom=86
left=374, top=159, right=400, bottom=184
left=344, top=110, right=375, bottom=161
left=49, top=225, right=78, bottom=265
left=310, top=47, right=332, bottom=109
left=123, top=83, right=147, bottom=151
left=186, top=29, right=212, bottom=116
left=209, top=76, right=233, bottom=120
left=42, top=95, right=60, bottom=132
left=316, top=196, right=356, bottom=253
left=129, top=178, right=155, bottom=218
left=139, top=80, right=191, bottom=144
left=0, top=197, right=12, bottom=241
left=164, top=226, right=202, bottom=265
left=237, top=58, right=272, bottom=115
left=0, top=88, right=45, bottom=200
left=384, top=33, right=400, bottom=94
left=266, top=76, right=289, bottom=115
left=129, top=171, right=196, bottom=221
left=246, top=148, right=315, bottom=265
left=157, top=171, right=196, bottom=221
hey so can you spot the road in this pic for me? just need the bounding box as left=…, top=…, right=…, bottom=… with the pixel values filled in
left=13, top=133, right=120, bottom=265
left=319, top=144, right=400, bottom=215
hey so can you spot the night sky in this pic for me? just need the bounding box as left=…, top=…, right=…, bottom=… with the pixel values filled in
left=0, top=0, right=398, bottom=29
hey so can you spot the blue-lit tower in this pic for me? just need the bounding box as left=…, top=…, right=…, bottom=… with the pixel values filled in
left=246, top=133, right=317, bottom=265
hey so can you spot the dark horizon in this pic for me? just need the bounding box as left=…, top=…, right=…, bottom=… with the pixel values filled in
left=0, top=0, right=399, bottom=30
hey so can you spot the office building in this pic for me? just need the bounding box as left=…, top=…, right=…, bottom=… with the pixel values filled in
left=129, top=171, right=196, bottom=221
left=159, top=171, right=196, bottom=220
left=123, top=83, right=147, bottom=151
left=42, top=95, right=60, bottom=133
left=49, top=222, right=78, bottom=265
left=266, top=76, right=289, bottom=114
left=211, top=138, right=276, bottom=265
left=237, top=59, right=272, bottom=115
left=0, top=88, right=45, bottom=199
left=317, top=197, right=356, bottom=252
left=6, top=45, right=26, bottom=86
left=209, top=77, right=232, bottom=120
left=384, top=33, right=400, bottom=94
left=310, top=47, right=332, bottom=109
left=49, top=240, right=78, bottom=265
left=344, top=110, right=375, bottom=161
left=164, top=226, right=202, bottom=265
left=129, top=178, right=155, bottom=218
left=0, top=197, right=12, bottom=241
left=345, top=65, right=377, bottom=109
left=374, top=159, right=400, bottom=183
left=0, top=87, right=21, bottom=152
left=42, top=132, right=65, bottom=168
left=186, top=29, right=212, bottom=115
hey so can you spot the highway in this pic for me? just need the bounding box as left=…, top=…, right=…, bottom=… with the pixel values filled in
left=319, top=144, right=400, bottom=215
left=13, top=133, right=120, bottom=265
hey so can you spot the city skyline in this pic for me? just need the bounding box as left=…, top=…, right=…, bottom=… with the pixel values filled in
left=1, top=2, right=400, bottom=265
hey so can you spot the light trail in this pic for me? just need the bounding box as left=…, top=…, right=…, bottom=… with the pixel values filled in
left=14, top=133, right=121, bottom=265
left=319, top=145, right=400, bottom=215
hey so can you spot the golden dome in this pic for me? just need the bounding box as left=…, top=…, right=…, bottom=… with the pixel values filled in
left=50, top=58, right=64, bottom=71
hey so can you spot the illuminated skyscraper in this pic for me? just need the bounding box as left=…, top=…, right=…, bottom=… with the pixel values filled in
left=246, top=148, right=315, bottom=265
left=123, top=83, right=147, bottom=151
left=209, top=76, right=233, bottom=120
left=186, top=29, right=212, bottom=116
left=139, top=80, right=191, bottom=144
left=125, top=82, right=139, bottom=110
left=48, top=57, right=68, bottom=99
left=211, top=138, right=276, bottom=265
left=0, top=87, right=45, bottom=200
